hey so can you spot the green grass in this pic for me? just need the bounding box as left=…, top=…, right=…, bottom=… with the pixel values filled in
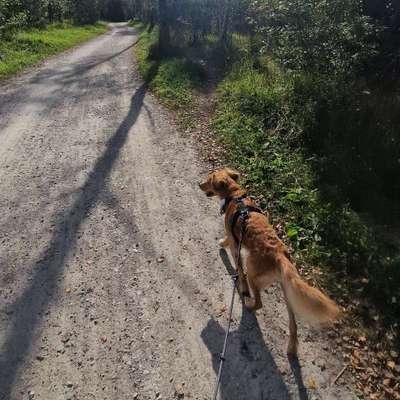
left=134, top=24, right=203, bottom=114
left=0, top=22, right=108, bottom=80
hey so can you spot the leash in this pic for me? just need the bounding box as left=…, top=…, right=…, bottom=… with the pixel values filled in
left=212, top=214, right=247, bottom=400
left=212, top=272, right=238, bottom=400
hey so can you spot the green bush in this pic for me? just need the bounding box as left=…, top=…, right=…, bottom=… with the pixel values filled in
left=70, top=0, right=100, bottom=25
left=248, top=0, right=377, bottom=78
left=0, top=0, right=28, bottom=39
left=135, top=25, right=204, bottom=110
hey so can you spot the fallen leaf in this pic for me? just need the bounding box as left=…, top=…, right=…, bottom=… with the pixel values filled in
left=307, top=378, right=317, bottom=390
left=383, top=378, right=391, bottom=386
left=377, top=352, right=385, bottom=360
left=100, top=335, right=107, bottom=343
left=387, top=360, right=396, bottom=370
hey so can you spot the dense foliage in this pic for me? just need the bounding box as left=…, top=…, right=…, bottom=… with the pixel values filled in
left=0, top=0, right=137, bottom=38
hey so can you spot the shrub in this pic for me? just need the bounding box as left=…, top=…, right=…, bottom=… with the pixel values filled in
left=248, top=0, right=377, bottom=78
left=135, top=26, right=204, bottom=110
left=0, top=0, right=27, bottom=39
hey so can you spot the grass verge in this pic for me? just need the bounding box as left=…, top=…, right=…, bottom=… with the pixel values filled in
left=133, top=23, right=203, bottom=125
left=0, top=21, right=108, bottom=80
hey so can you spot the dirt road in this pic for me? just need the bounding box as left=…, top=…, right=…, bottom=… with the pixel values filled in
left=0, top=23, right=354, bottom=400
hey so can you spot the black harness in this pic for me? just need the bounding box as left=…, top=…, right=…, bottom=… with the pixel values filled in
left=221, top=194, right=264, bottom=244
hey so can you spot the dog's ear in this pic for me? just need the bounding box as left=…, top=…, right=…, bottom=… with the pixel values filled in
left=225, top=168, right=240, bottom=182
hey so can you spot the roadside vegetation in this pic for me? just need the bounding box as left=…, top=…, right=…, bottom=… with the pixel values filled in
left=133, top=23, right=203, bottom=128
left=0, top=22, right=107, bottom=79
left=131, top=0, right=400, bottom=396
left=0, top=0, right=139, bottom=80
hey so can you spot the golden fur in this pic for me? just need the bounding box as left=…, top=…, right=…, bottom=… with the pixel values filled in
left=200, top=168, right=341, bottom=355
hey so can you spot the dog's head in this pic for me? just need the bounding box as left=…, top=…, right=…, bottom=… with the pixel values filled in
left=199, top=168, right=240, bottom=198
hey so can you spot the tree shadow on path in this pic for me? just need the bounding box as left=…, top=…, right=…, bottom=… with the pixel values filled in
left=0, top=82, right=147, bottom=400
left=30, top=38, right=141, bottom=85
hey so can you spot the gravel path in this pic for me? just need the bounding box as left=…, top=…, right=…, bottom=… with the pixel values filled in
left=0, top=23, right=355, bottom=400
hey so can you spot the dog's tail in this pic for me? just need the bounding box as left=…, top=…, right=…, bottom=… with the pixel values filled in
left=280, top=257, right=341, bottom=326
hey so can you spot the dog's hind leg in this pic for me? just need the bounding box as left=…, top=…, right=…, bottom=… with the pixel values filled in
left=244, top=277, right=262, bottom=311
left=219, top=236, right=229, bottom=248
left=229, top=242, right=249, bottom=297
left=281, top=283, right=298, bottom=355
left=219, top=225, right=230, bottom=248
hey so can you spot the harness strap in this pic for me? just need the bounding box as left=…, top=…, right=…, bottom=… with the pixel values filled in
left=230, top=205, right=262, bottom=243
left=229, top=197, right=263, bottom=245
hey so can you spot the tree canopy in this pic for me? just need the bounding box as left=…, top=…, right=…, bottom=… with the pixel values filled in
left=0, top=0, right=137, bottom=38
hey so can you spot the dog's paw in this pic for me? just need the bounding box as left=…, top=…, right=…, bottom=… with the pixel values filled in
left=218, top=237, right=229, bottom=247
left=244, top=297, right=256, bottom=311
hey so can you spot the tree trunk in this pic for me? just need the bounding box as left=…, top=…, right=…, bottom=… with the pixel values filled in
left=48, top=3, right=54, bottom=23
left=158, top=0, right=170, bottom=55
left=219, top=0, right=231, bottom=44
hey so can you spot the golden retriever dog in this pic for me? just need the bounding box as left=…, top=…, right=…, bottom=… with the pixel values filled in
left=199, top=167, right=341, bottom=355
